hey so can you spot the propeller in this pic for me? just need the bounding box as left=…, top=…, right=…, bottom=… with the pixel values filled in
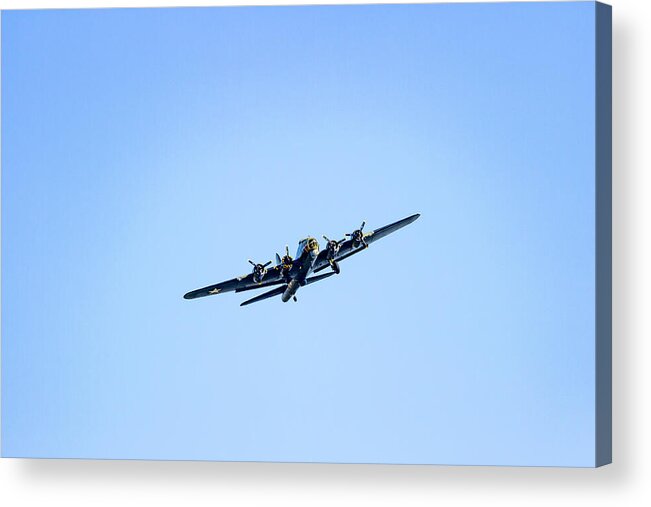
left=248, top=259, right=272, bottom=283
left=345, top=220, right=367, bottom=247
left=274, top=245, right=294, bottom=281
left=323, top=235, right=344, bottom=256
left=323, top=235, right=344, bottom=274
left=276, top=245, right=292, bottom=265
left=279, top=245, right=293, bottom=265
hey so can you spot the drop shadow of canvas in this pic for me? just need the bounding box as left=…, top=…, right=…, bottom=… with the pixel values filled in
left=16, top=18, right=633, bottom=492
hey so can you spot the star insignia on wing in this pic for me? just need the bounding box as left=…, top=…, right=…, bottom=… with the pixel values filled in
left=208, top=288, right=221, bottom=295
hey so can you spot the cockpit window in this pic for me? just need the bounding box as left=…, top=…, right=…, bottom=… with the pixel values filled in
left=296, top=237, right=319, bottom=257
left=307, top=238, right=319, bottom=252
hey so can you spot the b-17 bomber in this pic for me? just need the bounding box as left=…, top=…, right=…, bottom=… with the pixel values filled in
left=183, top=213, right=420, bottom=306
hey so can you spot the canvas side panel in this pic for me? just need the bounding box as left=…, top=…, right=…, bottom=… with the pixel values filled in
left=595, top=1, right=612, bottom=468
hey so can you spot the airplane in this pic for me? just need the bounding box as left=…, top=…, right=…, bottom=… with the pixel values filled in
left=183, top=213, right=420, bottom=306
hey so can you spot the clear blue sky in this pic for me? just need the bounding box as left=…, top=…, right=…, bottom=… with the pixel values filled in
left=2, top=2, right=598, bottom=466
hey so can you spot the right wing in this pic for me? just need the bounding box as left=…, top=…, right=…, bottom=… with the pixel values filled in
left=363, top=213, right=421, bottom=244
left=313, top=213, right=420, bottom=273
left=183, top=266, right=285, bottom=300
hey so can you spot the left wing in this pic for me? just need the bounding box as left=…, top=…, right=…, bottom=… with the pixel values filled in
left=313, top=213, right=420, bottom=273
left=183, top=266, right=285, bottom=300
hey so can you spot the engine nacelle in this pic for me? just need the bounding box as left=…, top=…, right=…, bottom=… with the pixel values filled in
left=276, top=246, right=293, bottom=280
left=345, top=221, right=368, bottom=248
left=323, top=235, right=343, bottom=257
left=325, top=239, right=341, bottom=257
left=248, top=259, right=271, bottom=283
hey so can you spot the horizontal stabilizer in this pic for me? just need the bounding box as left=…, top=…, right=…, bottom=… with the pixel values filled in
left=304, top=272, right=336, bottom=285
left=240, top=285, right=287, bottom=307
left=235, top=278, right=285, bottom=293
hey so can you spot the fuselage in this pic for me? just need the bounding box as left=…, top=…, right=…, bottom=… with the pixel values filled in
left=281, top=237, right=319, bottom=302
